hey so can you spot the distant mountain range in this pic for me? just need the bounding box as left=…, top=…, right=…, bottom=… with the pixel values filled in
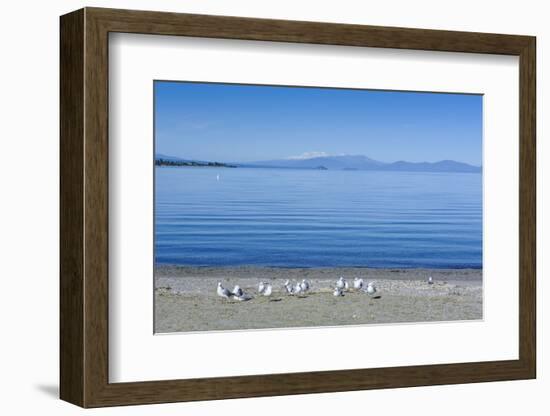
left=155, top=153, right=481, bottom=173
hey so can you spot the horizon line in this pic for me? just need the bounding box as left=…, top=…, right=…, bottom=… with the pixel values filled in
left=155, top=152, right=482, bottom=168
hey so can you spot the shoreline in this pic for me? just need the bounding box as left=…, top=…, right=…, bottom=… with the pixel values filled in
left=155, top=264, right=482, bottom=282
left=155, top=265, right=482, bottom=333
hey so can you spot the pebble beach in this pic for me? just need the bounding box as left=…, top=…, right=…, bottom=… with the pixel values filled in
left=155, top=265, right=482, bottom=333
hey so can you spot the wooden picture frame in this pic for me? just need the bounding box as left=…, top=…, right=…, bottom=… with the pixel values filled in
left=60, top=7, right=536, bottom=408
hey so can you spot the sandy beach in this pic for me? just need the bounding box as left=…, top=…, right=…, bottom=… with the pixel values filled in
left=154, top=266, right=482, bottom=333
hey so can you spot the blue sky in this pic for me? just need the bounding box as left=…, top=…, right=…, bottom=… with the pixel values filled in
left=155, top=81, right=482, bottom=166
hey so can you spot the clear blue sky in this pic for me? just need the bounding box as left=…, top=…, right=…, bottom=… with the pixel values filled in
left=154, top=81, right=482, bottom=165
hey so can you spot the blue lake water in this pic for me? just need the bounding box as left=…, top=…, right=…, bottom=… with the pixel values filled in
left=155, top=167, right=482, bottom=269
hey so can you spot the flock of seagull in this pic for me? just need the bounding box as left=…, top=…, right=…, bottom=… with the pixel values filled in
left=216, top=275, right=435, bottom=302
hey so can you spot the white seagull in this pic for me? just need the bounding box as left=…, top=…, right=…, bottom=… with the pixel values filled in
left=234, top=291, right=253, bottom=301
left=284, top=279, right=294, bottom=295
left=336, top=276, right=346, bottom=290
left=300, top=279, right=310, bottom=292
left=258, top=281, right=266, bottom=294
left=232, top=285, right=243, bottom=298
left=353, top=277, right=364, bottom=290
left=294, top=281, right=303, bottom=296
left=333, top=286, right=344, bottom=297
left=217, top=282, right=232, bottom=300
left=365, top=282, right=379, bottom=297
left=428, top=276, right=434, bottom=285
left=263, top=283, right=272, bottom=297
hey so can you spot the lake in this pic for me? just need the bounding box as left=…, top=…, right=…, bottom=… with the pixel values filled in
left=155, top=167, right=482, bottom=269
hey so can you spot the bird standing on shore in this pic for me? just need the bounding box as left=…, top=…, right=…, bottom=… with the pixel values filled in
left=230, top=284, right=253, bottom=301
left=263, top=283, right=272, bottom=296
left=336, top=276, right=346, bottom=290
left=232, top=285, right=243, bottom=298
left=333, top=286, right=344, bottom=297
left=284, top=280, right=294, bottom=295
left=353, top=277, right=364, bottom=290
left=258, top=281, right=266, bottom=294
left=294, top=281, right=303, bottom=295
left=300, top=279, right=310, bottom=292
left=365, top=282, right=381, bottom=298
left=428, top=276, right=434, bottom=285
left=217, top=282, right=232, bottom=300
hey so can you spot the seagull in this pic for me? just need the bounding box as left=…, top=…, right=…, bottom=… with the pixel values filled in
left=284, top=279, right=294, bottom=295
left=428, top=276, right=434, bottom=285
left=216, top=174, right=220, bottom=181
left=232, top=285, right=243, bottom=298
left=258, top=281, right=266, bottom=294
left=263, top=283, right=272, bottom=296
left=344, top=280, right=349, bottom=291
left=229, top=284, right=253, bottom=301
left=365, top=282, right=380, bottom=298
left=234, top=291, right=253, bottom=301
left=333, top=287, right=344, bottom=297
left=300, top=279, right=310, bottom=292
left=353, top=277, right=364, bottom=290
left=294, top=281, right=303, bottom=295
left=217, top=282, right=232, bottom=299
left=336, top=276, right=346, bottom=290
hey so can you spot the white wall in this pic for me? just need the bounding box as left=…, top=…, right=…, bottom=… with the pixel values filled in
left=0, top=0, right=545, bottom=414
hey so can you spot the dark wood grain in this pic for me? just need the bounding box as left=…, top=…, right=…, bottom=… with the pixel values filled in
left=518, top=38, right=536, bottom=376
left=60, top=7, right=537, bottom=408
left=88, top=7, right=532, bottom=54
left=83, top=10, right=110, bottom=406
left=59, top=8, right=84, bottom=406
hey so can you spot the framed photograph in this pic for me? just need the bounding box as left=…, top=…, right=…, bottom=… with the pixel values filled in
left=60, top=7, right=536, bottom=407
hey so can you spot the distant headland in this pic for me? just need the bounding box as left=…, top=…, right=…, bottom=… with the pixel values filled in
left=155, top=156, right=236, bottom=168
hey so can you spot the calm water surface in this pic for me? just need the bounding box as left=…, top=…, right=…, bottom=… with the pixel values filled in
left=155, top=167, right=482, bottom=268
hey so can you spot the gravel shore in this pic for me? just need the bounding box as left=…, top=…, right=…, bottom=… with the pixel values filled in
left=155, top=266, right=482, bottom=333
